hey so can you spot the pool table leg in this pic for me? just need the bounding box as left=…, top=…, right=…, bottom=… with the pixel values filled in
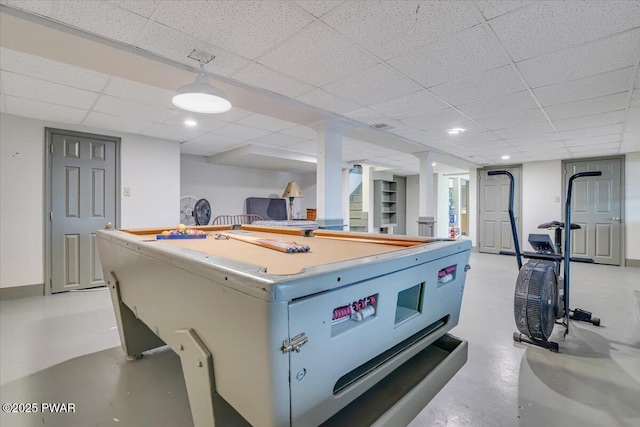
left=175, top=328, right=217, bottom=427
left=108, top=271, right=166, bottom=359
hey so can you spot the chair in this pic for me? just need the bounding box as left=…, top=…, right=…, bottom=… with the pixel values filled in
left=211, top=214, right=263, bottom=225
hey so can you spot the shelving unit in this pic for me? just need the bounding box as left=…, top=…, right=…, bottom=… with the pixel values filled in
left=373, top=179, right=397, bottom=229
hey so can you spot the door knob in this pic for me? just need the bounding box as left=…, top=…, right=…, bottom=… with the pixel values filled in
left=611, top=217, right=619, bottom=221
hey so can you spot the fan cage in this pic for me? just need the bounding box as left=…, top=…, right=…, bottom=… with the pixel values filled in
left=514, top=261, right=558, bottom=341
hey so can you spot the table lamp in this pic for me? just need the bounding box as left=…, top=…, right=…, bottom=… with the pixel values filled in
left=282, top=181, right=303, bottom=220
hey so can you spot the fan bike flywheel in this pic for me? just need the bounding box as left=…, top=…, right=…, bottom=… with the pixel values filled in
left=514, top=261, right=559, bottom=341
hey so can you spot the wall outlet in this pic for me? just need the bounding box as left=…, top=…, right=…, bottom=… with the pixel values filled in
left=124, top=187, right=131, bottom=197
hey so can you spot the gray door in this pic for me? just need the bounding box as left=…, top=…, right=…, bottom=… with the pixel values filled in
left=564, top=158, right=622, bottom=266
left=393, top=175, right=407, bottom=235
left=51, top=131, right=117, bottom=292
left=479, top=166, right=521, bottom=254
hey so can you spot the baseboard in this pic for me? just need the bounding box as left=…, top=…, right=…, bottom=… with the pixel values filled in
left=0, top=283, right=45, bottom=301
left=626, top=259, right=640, bottom=268
left=471, top=245, right=478, bottom=252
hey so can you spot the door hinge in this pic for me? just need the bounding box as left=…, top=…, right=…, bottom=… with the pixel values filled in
left=49, top=212, right=53, bottom=221
left=50, top=144, right=54, bottom=154
left=281, top=333, right=308, bottom=354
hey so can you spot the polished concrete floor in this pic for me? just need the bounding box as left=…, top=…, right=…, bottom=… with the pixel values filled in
left=1, top=252, right=639, bottom=427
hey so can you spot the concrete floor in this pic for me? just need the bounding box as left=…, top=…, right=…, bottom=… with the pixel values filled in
left=1, top=252, right=639, bottom=427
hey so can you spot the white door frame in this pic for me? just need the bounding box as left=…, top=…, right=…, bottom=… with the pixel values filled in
left=44, top=128, right=121, bottom=295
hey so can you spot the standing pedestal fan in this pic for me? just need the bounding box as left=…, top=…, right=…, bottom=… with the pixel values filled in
left=180, top=196, right=211, bottom=226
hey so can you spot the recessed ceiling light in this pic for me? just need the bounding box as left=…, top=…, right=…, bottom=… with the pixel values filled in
left=184, top=119, right=197, bottom=127
left=432, top=162, right=436, bottom=167
left=501, top=155, right=510, bottom=160
left=447, top=128, right=465, bottom=135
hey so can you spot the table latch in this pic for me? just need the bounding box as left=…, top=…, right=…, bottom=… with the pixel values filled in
left=282, top=333, right=308, bottom=354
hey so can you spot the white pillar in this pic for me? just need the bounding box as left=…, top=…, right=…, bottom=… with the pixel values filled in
left=414, top=152, right=436, bottom=236
left=312, top=120, right=349, bottom=230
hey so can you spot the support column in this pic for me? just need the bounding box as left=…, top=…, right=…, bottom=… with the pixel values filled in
left=414, top=152, right=436, bottom=237
left=312, top=120, right=349, bottom=230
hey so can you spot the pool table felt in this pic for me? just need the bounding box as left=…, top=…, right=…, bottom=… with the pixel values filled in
left=143, top=230, right=422, bottom=275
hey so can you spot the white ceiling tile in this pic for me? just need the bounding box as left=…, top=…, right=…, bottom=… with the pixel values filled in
left=258, top=22, right=378, bottom=87
left=619, top=141, right=640, bottom=153
left=475, top=1, right=534, bottom=20
left=569, top=142, right=621, bottom=153
left=479, top=108, right=548, bottom=130
left=456, top=91, right=538, bottom=120
left=625, top=107, right=640, bottom=132
left=285, top=140, right=317, bottom=154
left=155, top=1, right=313, bottom=59
left=501, top=133, right=563, bottom=147
left=183, top=132, right=246, bottom=147
left=322, top=1, right=479, bottom=60
left=517, top=29, right=640, bottom=89
left=427, top=121, right=490, bottom=137
left=159, top=110, right=228, bottom=132
left=296, top=88, right=362, bottom=114
left=231, top=63, right=314, bottom=98
left=533, top=67, right=634, bottom=107
left=429, top=65, right=525, bottom=106
left=563, top=134, right=622, bottom=147
left=369, top=90, right=448, bottom=120
left=489, top=1, right=640, bottom=62
left=401, top=108, right=472, bottom=131
left=493, top=122, right=555, bottom=139
left=389, top=25, right=509, bottom=88
left=104, top=77, right=175, bottom=109
left=252, top=132, right=306, bottom=147
left=280, top=125, right=317, bottom=139
left=1, top=71, right=98, bottom=109
left=559, top=123, right=624, bottom=140
left=135, top=22, right=249, bottom=77
left=215, top=123, right=271, bottom=140
left=545, top=92, right=630, bottom=121
left=54, top=1, right=147, bottom=45
left=107, top=1, right=159, bottom=18
left=344, top=107, right=390, bottom=126
left=553, top=110, right=626, bottom=132
left=210, top=107, right=253, bottom=123
left=442, top=131, right=501, bottom=145
left=5, top=0, right=52, bottom=16
left=622, top=130, right=640, bottom=143
left=93, top=95, right=172, bottom=122
left=83, top=111, right=152, bottom=134
left=142, top=123, right=204, bottom=142
left=0, top=48, right=110, bottom=92
left=235, top=113, right=297, bottom=132
left=4, top=95, right=86, bottom=123
left=294, top=1, right=344, bottom=18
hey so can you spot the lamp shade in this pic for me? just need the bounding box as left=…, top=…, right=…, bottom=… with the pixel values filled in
left=172, top=71, right=232, bottom=114
left=282, top=181, right=303, bottom=198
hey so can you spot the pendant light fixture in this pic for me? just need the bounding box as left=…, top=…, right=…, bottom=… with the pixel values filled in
left=172, top=62, right=232, bottom=114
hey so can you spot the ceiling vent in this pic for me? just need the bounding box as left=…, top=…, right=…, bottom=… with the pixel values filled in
left=187, top=49, right=215, bottom=64
left=371, top=123, right=392, bottom=130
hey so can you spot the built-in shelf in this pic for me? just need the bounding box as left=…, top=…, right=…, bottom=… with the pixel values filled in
left=374, top=180, right=397, bottom=228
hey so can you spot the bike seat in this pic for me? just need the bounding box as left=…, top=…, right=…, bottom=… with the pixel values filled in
left=538, top=221, right=581, bottom=230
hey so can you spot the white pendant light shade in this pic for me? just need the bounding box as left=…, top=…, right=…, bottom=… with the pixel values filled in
left=172, top=68, right=232, bottom=114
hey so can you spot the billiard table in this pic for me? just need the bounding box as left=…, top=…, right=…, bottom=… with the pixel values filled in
left=96, top=225, right=471, bottom=427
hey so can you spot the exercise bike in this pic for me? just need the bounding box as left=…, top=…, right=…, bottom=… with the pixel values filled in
left=488, top=170, right=602, bottom=352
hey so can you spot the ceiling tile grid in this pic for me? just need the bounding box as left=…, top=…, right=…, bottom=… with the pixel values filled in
left=4, top=95, right=86, bottom=123
left=159, top=111, right=228, bottom=133
left=368, top=89, right=448, bottom=120
left=293, top=1, right=344, bottom=18
left=135, top=22, right=250, bottom=77
left=231, top=63, right=315, bottom=99
left=154, top=1, right=314, bottom=60
left=475, top=0, right=534, bottom=21
left=142, top=122, right=204, bottom=142
left=545, top=92, right=630, bottom=121
left=296, top=88, right=362, bottom=114
left=214, top=123, right=272, bottom=140
left=107, top=1, right=159, bottom=18
left=104, top=77, right=176, bottom=110
left=83, top=111, right=153, bottom=134
left=488, top=0, right=640, bottom=62
left=553, top=110, right=627, bottom=132
left=4, top=0, right=52, bottom=16
left=0, top=70, right=98, bottom=110
left=252, top=132, right=307, bottom=148
left=388, top=25, right=509, bottom=89
left=478, top=108, right=548, bottom=131
left=321, top=0, right=479, bottom=61
left=235, top=113, right=297, bottom=132
left=93, top=94, right=172, bottom=122
left=258, top=21, right=379, bottom=87
left=0, top=47, right=110, bottom=92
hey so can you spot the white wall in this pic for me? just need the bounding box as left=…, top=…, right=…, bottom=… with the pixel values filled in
left=436, top=174, right=450, bottom=238
left=468, top=167, right=478, bottom=248
left=0, top=113, right=180, bottom=288
left=406, top=175, right=419, bottom=236
left=625, top=152, right=640, bottom=261
left=180, top=155, right=314, bottom=220
left=522, top=160, right=562, bottom=250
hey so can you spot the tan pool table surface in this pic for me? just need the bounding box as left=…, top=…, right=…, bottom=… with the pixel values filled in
left=122, top=225, right=435, bottom=275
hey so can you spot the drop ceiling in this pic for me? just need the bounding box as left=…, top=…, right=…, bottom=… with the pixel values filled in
left=0, top=0, right=638, bottom=175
